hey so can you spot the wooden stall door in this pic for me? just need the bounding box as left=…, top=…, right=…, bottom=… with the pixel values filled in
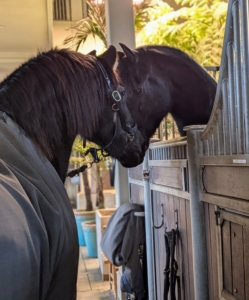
left=216, top=208, right=249, bottom=300
left=152, top=191, right=195, bottom=300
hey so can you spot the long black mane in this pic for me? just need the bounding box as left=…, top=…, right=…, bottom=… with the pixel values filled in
left=0, top=48, right=116, bottom=160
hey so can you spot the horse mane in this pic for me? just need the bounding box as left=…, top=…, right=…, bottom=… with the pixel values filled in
left=0, top=48, right=115, bottom=160
left=137, top=45, right=215, bottom=85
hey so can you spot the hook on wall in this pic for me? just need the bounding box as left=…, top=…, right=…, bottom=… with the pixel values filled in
left=152, top=203, right=164, bottom=229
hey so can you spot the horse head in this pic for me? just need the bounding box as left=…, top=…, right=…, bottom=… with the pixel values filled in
left=0, top=46, right=148, bottom=183
left=117, top=43, right=217, bottom=141
left=117, top=43, right=166, bottom=143
left=80, top=46, right=148, bottom=168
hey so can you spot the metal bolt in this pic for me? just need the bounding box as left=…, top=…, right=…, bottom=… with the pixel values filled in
left=233, top=232, right=236, bottom=237
left=234, top=288, right=237, bottom=293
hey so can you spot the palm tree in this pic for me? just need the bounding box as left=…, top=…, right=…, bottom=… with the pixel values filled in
left=63, top=0, right=153, bottom=50
left=64, top=1, right=106, bottom=50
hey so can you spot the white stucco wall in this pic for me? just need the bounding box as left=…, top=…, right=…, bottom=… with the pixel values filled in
left=0, top=0, right=52, bottom=80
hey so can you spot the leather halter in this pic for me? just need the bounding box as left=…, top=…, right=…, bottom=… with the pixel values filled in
left=95, top=59, right=138, bottom=150
left=67, top=59, right=138, bottom=178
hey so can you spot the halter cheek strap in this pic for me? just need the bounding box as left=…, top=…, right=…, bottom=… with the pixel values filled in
left=95, top=59, right=137, bottom=147
left=67, top=59, right=138, bottom=178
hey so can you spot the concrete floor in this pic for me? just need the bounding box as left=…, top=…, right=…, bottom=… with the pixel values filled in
left=77, top=246, right=116, bottom=300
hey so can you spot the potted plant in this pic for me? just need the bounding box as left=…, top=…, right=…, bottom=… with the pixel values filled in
left=70, top=137, right=112, bottom=251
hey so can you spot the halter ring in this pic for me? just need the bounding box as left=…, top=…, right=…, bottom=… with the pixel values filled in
left=112, top=103, right=119, bottom=111
left=112, top=90, right=122, bottom=102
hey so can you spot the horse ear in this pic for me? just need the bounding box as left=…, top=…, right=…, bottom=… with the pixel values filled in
left=119, top=43, right=135, bottom=62
left=117, top=51, right=124, bottom=62
left=99, top=45, right=117, bottom=68
left=87, top=50, right=97, bottom=56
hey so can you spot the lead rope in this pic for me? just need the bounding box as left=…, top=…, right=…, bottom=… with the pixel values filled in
left=67, top=147, right=103, bottom=178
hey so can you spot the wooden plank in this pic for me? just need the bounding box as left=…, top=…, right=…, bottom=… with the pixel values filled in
left=150, top=183, right=190, bottom=200
left=151, top=166, right=183, bottom=189
left=133, top=185, right=144, bottom=204
left=243, top=226, right=249, bottom=300
left=178, top=199, right=190, bottom=300
left=204, top=203, right=214, bottom=300
left=149, top=159, right=187, bottom=168
left=167, top=194, right=175, bottom=230
left=128, top=178, right=143, bottom=186
left=222, top=220, right=233, bottom=294
left=186, top=200, right=195, bottom=300
left=129, top=183, right=144, bottom=204
left=158, top=192, right=166, bottom=300
left=201, top=193, right=249, bottom=215
left=221, top=290, right=239, bottom=300
left=203, top=166, right=249, bottom=200
left=173, top=196, right=185, bottom=300
left=200, top=154, right=249, bottom=166
left=208, top=204, right=219, bottom=299
left=173, top=196, right=181, bottom=300
left=231, top=222, right=245, bottom=299
left=128, top=164, right=143, bottom=180
left=152, top=191, right=161, bottom=300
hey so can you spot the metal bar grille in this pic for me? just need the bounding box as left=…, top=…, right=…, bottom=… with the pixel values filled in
left=53, top=0, right=72, bottom=21
left=200, top=0, right=249, bottom=157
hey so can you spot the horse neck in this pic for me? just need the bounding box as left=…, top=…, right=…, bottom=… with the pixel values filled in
left=50, top=139, right=76, bottom=183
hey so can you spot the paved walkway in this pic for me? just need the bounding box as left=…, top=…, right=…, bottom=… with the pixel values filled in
left=77, top=246, right=116, bottom=300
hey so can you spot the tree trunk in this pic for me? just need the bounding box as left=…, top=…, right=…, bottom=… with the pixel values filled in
left=82, top=170, right=93, bottom=211
left=96, top=165, right=105, bottom=209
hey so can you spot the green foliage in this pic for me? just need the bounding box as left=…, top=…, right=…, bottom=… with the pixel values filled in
left=133, top=0, right=154, bottom=32
left=64, top=1, right=107, bottom=51
left=70, top=136, right=110, bottom=171
left=137, top=0, right=228, bottom=66
left=64, top=0, right=154, bottom=51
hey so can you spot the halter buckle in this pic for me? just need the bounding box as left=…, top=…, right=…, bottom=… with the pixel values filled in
left=112, top=90, right=122, bottom=102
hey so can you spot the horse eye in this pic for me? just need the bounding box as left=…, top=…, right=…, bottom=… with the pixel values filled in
left=134, top=88, right=141, bottom=94
left=120, top=90, right=125, bottom=96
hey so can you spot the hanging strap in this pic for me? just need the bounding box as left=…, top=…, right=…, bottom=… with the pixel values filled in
left=163, top=229, right=181, bottom=300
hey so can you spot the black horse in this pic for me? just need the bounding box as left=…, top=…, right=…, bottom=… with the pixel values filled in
left=117, top=44, right=217, bottom=140
left=0, top=46, right=146, bottom=299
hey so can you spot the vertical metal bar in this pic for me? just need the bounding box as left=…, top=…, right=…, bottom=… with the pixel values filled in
left=53, top=0, right=56, bottom=20
left=59, top=0, right=62, bottom=19
left=241, top=0, right=249, bottom=153
left=227, top=42, right=237, bottom=154
left=217, top=107, right=224, bottom=155
left=69, top=0, right=72, bottom=21
left=222, top=79, right=232, bottom=154
left=209, top=135, right=214, bottom=156
left=198, top=138, right=204, bottom=157
left=212, top=128, right=218, bottom=156
left=233, top=1, right=244, bottom=154
left=143, top=150, right=156, bottom=300
left=211, top=135, right=214, bottom=156
left=186, top=126, right=209, bottom=300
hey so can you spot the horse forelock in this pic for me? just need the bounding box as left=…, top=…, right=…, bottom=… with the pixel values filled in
left=0, top=48, right=114, bottom=160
